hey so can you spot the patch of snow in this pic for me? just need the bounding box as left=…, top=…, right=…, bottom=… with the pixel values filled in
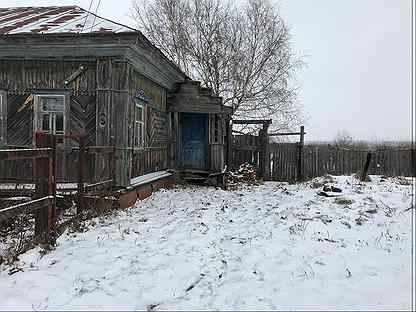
left=0, top=175, right=413, bottom=310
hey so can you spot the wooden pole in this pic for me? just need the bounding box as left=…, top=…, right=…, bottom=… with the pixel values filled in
left=361, top=152, right=372, bottom=181
left=34, top=132, right=56, bottom=244
left=263, top=122, right=271, bottom=180
left=77, top=134, right=87, bottom=215
left=226, top=118, right=232, bottom=170
left=297, top=126, right=305, bottom=182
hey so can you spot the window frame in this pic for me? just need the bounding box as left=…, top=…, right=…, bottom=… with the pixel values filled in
left=133, top=100, right=145, bottom=148
left=34, top=93, right=67, bottom=136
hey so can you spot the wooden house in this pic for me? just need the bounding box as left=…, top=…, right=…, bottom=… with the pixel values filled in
left=0, top=6, right=232, bottom=189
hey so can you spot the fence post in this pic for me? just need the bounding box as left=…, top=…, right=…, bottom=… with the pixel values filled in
left=111, top=145, right=117, bottom=190
left=34, top=132, right=56, bottom=244
left=262, top=121, right=271, bottom=180
left=361, top=152, right=372, bottom=181
left=77, top=134, right=87, bottom=215
left=297, top=126, right=305, bottom=182
left=226, top=118, right=233, bottom=170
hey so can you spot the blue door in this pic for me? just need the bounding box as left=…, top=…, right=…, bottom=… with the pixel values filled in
left=181, top=113, right=207, bottom=169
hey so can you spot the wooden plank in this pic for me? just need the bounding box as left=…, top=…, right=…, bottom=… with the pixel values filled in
left=232, top=119, right=272, bottom=125
left=269, top=131, right=307, bottom=136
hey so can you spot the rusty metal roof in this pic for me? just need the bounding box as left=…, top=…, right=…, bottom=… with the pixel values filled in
left=0, top=6, right=138, bottom=35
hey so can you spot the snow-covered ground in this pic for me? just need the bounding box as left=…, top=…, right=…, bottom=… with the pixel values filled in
left=0, top=175, right=414, bottom=310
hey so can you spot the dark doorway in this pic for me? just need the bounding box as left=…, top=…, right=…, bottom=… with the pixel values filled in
left=181, top=113, right=207, bottom=169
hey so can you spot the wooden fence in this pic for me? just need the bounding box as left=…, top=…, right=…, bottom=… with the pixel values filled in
left=0, top=133, right=117, bottom=246
left=270, top=144, right=415, bottom=181
left=301, top=145, right=415, bottom=179
left=0, top=137, right=56, bottom=244
left=0, top=141, right=116, bottom=185
left=270, top=143, right=299, bottom=182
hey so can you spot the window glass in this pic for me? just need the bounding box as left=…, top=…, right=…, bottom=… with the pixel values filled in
left=35, top=95, right=65, bottom=135
left=134, top=101, right=145, bottom=147
left=134, top=123, right=138, bottom=146
left=136, top=106, right=143, bottom=122
left=42, top=114, right=50, bottom=132
left=55, top=114, right=64, bottom=133
left=138, top=123, right=143, bottom=145
left=42, top=97, right=64, bottom=112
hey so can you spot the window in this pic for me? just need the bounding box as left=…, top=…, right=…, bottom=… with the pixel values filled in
left=35, top=95, right=65, bottom=135
left=134, top=102, right=145, bottom=147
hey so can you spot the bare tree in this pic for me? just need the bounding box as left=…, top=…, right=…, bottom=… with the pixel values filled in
left=334, top=130, right=353, bottom=148
left=131, top=0, right=304, bottom=132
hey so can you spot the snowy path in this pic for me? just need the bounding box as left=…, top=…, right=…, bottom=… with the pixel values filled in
left=0, top=175, right=413, bottom=310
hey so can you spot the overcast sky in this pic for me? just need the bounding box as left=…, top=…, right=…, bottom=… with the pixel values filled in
left=1, top=0, right=413, bottom=142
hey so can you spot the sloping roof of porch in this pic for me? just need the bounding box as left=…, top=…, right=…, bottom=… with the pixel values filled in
left=167, top=81, right=232, bottom=115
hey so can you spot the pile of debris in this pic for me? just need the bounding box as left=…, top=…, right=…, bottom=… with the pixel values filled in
left=228, top=163, right=259, bottom=184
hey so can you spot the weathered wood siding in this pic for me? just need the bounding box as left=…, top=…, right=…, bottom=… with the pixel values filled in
left=0, top=60, right=96, bottom=95
left=127, top=66, right=169, bottom=180
left=0, top=59, right=97, bottom=182
left=6, top=94, right=33, bottom=146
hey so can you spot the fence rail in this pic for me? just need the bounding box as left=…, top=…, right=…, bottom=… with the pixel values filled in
left=0, top=142, right=55, bottom=243
left=0, top=196, right=53, bottom=222
left=0, top=133, right=118, bottom=247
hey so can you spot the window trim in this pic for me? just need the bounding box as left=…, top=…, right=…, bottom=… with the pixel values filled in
left=33, top=93, right=67, bottom=137
left=133, top=100, right=145, bottom=148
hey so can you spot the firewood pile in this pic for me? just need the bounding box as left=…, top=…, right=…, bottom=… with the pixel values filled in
left=228, top=163, right=258, bottom=184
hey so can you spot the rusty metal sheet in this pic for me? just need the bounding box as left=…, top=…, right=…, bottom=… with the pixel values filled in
left=0, top=6, right=137, bottom=35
